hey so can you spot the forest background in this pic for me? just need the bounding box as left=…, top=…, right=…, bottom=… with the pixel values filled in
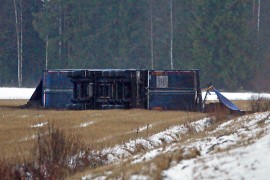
left=1, top=0, right=269, bottom=91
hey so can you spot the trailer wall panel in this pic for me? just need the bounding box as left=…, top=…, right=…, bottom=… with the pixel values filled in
left=30, top=69, right=202, bottom=111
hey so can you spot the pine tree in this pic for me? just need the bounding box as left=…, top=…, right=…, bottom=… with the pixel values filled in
left=188, top=0, right=256, bottom=90
left=0, top=0, right=17, bottom=86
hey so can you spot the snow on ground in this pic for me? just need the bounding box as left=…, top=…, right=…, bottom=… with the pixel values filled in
left=202, top=91, right=270, bottom=101
left=90, top=113, right=103, bottom=117
left=31, top=122, right=48, bottom=128
left=82, top=117, right=213, bottom=179
left=162, top=112, right=270, bottom=180
left=95, top=117, right=212, bottom=165
left=83, top=112, right=270, bottom=179
left=19, top=131, right=49, bottom=142
left=18, top=134, right=39, bottom=142
left=79, top=121, right=96, bottom=127
left=0, top=87, right=35, bottom=99
left=163, top=133, right=270, bottom=180
left=0, top=87, right=270, bottom=100
left=128, top=124, right=153, bottom=134
left=130, top=175, right=149, bottom=180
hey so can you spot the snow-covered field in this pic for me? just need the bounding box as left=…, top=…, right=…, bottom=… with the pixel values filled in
left=0, top=87, right=34, bottom=99
left=162, top=112, right=270, bottom=180
left=0, top=87, right=270, bottom=100
left=164, top=133, right=270, bottom=179
left=202, top=91, right=270, bottom=101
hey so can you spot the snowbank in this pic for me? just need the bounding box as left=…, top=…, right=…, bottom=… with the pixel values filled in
left=163, top=130, right=270, bottom=180
left=202, top=91, right=270, bottom=101
left=0, top=87, right=35, bottom=99
left=162, top=112, right=270, bottom=179
left=1, top=87, right=270, bottom=101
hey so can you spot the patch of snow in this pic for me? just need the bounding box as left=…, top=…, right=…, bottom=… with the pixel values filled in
left=79, top=121, right=96, bottom=127
left=31, top=122, right=48, bottom=128
left=163, top=132, right=270, bottom=180
left=0, top=88, right=35, bottom=99
left=96, top=135, right=113, bottom=143
left=82, top=175, right=106, bottom=180
left=162, top=112, right=270, bottom=180
left=215, top=119, right=234, bottom=131
left=1, top=87, right=270, bottom=101
left=19, top=134, right=38, bottom=142
left=132, top=148, right=163, bottom=164
left=130, top=175, right=149, bottom=180
left=129, top=124, right=152, bottom=134
left=90, top=113, right=103, bottom=117
left=190, top=117, right=213, bottom=132
left=19, top=131, right=48, bottom=142
left=202, top=91, right=270, bottom=101
left=195, top=133, right=238, bottom=155
left=96, top=117, right=212, bottom=165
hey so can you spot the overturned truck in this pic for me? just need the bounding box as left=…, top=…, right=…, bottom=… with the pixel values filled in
left=29, top=69, right=202, bottom=111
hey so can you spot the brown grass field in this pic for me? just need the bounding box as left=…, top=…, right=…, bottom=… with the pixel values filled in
left=0, top=99, right=252, bottom=178
left=0, top=100, right=208, bottom=162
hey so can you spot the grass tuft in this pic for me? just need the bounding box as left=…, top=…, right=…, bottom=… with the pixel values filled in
left=250, top=95, right=270, bottom=112
left=0, top=123, right=100, bottom=179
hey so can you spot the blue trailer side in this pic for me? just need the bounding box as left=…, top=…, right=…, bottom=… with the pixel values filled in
left=28, top=69, right=202, bottom=111
left=148, top=70, right=201, bottom=111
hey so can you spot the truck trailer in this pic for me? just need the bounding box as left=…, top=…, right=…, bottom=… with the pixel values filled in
left=29, top=69, right=202, bottom=111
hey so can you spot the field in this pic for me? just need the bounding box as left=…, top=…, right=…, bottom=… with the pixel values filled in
left=1, top=99, right=268, bottom=179
left=0, top=100, right=206, bottom=161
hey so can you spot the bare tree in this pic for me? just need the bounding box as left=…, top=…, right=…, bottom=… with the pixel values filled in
left=149, top=0, right=174, bottom=70
left=13, top=0, right=22, bottom=87
left=19, top=0, right=23, bottom=85
left=150, top=0, right=154, bottom=69
left=257, top=0, right=261, bottom=50
left=169, top=0, right=174, bottom=70
left=58, top=0, right=62, bottom=63
left=253, top=0, right=256, bottom=22
left=46, top=35, right=49, bottom=69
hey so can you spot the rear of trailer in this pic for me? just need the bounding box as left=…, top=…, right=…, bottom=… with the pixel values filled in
left=29, top=70, right=74, bottom=108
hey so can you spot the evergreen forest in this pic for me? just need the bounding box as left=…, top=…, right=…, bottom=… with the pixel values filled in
left=1, top=0, right=270, bottom=91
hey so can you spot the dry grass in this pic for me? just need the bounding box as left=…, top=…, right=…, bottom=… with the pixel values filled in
left=0, top=100, right=205, bottom=163
left=1, top=99, right=254, bottom=179
left=249, top=96, right=270, bottom=112
left=0, top=122, right=97, bottom=179
left=205, top=100, right=252, bottom=112
left=232, top=100, right=252, bottom=111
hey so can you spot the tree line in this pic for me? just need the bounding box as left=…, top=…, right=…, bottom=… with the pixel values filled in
left=0, top=0, right=269, bottom=91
